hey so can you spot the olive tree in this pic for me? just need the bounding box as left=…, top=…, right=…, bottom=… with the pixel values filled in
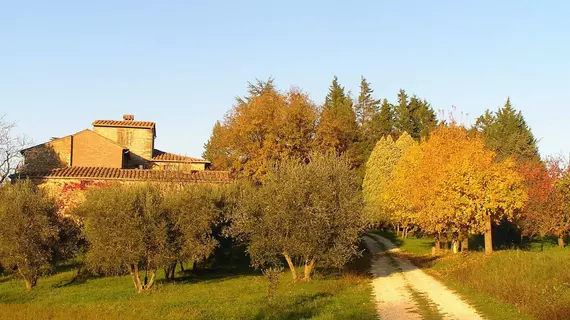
left=231, top=153, right=366, bottom=281
left=78, top=183, right=170, bottom=293
left=0, top=181, right=61, bottom=291
left=162, top=185, right=221, bottom=280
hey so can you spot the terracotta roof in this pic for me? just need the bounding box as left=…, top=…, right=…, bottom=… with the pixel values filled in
left=20, top=167, right=231, bottom=183
left=151, top=149, right=210, bottom=163
left=92, top=120, right=156, bottom=129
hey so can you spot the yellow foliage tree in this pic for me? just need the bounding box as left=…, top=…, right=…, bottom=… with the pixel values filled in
left=387, top=124, right=526, bottom=254
left=363, top=133, right=416, bottom=227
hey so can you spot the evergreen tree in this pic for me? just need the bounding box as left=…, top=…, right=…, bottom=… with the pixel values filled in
left=411, top=96, right=438, bottom=139
left=474, top=98, right=539, bottom=162
left=355, top=76, right=380, bottom=129
left=315, top=76, right=358, bottom=158
left=394, top=89, right=413, bottom=135
left=374, top=99, right=394, bottom=137
left=394, top=89, right=437, bottom=140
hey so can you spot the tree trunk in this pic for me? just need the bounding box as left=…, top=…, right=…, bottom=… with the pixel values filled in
left=396, top=225, right=400, bottom=237
left=452, top=239, right=459, bottom=254
left=192, top=261, right=197, bottom=274
left=283, top=252, right=297, bottom=280
left=303, top=257, right=317, bottom=281
left=461, top=229, right=469, bottom=252
left=129, top=264, right=143, bottom=293
left=461, top=237, right=469, bottom=252
left=433, top=237, right=441, bottom=255
left=23, top=277, right=36, bottom=292
left=484, top=214, right=493, bottom=255
left=559, top=236, right=565, bottom=248
left=143, top=270, right=156, bottom=291
left=179, top=260, right=185, bottom=272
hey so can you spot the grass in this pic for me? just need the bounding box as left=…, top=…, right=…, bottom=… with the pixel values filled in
left=0, top=253, right=376, bottom=320
left=377, top=229, right=570, bottom=320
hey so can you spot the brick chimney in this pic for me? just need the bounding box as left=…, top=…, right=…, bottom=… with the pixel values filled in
left=123, top=114, right=134, bottom=121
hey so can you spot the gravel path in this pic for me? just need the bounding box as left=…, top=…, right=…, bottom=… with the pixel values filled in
left=364, top=233, right=483, bottom=320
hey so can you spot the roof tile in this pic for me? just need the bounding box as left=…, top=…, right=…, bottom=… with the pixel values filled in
left=22, top=167, right=231, bottom=183
left=152, top=149, right=209, bottom=163
left=93, top=120, right=155, bottom=129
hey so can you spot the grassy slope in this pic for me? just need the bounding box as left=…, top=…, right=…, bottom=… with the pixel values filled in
left=374, top=230, right=570, bottom=320
left=0, top=261, right=376, bottom=320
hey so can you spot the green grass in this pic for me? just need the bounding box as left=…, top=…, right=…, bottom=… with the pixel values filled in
left=377, top=229, right=570, bottom=320
left=0, top=260, right=376, bottom=320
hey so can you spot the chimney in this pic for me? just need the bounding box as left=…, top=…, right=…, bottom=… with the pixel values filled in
left=123, top=114, right=134, bottom=121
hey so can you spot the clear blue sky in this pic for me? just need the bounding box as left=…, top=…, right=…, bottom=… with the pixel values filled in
left=1, top=1, right=569, bottom=159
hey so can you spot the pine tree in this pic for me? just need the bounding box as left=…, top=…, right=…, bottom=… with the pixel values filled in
left=315, top=76, right=358, bottom=157
left=475, top=97, right=539, bottom=162
left=411, top=97, right=438, bottom=139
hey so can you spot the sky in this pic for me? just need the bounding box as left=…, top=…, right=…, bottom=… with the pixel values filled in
left=1, top=1, right=569, bottom=159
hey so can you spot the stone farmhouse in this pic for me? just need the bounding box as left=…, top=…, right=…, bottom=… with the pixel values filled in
left=14, top=115, right=230, bottom=186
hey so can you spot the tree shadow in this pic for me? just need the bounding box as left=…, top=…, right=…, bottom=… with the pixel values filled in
left=253, top=292, right=333, bottom=320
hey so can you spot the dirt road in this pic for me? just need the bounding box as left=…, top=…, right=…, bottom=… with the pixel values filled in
left=364, top=233, right=483, bottom=320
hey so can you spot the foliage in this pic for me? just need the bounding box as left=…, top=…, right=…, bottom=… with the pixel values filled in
left=315, top=77, right=358, bottom=164
left=78, top=183, right=223, bottom=292
left=386, top=125, right=526, bottom=253
left=78, top=184, right=170, bottom=292
left=203, top=81, right=318, bottom=180
left=474, top=97, right=539, bottom=162
left=162, top=184, right=222, bottom=279
left=0, top=181, right=63, bottom=291
left=230, top=153, right=366, bottom=281
left=362, top=133, right=415, bottom=225
left=517, top=159, right=569, bottom=246
left=393, top=90, right=437, bottom=140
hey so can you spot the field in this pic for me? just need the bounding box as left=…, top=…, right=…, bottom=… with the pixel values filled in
left=0, top=250, right=376, bottom=320
left=374, top=230, right=570, bottom=320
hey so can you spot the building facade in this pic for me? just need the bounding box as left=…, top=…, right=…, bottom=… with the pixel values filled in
left=15, top=115, right=228, bottom=186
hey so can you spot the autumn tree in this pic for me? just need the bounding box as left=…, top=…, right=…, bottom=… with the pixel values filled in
left=204, top=80, right=318, bottom=180
left=315, top=77, right=358, bottom=161
left=230, top=153, right=365, bottom=281
left=0, top=181, right=63, bottom=291
left=78, top=184, right=171, bottom=293
left=517, top=159, right=568, bottom=249
left=387, top=125, right=526, bottom=254
left=363, top=133, right=415, bottom=227
left=202, top=121, right=231, bottom=170
left=474, top=98, right=539, bottom=162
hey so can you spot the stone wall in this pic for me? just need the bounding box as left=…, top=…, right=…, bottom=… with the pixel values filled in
left=72, top=130, right=124, bottom=168
left=93, top=126, right=154, bottom=160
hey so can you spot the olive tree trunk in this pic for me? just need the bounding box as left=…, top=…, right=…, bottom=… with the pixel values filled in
left=303, top=257, right=317, bottom=281
left=129, top=264, right=156, bottom=293
left=283, top=252, right=297, bottom=280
